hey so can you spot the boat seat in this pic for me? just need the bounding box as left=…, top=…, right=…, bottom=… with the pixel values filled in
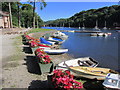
left=85, top=61, right=93, bottom=66
left=91, top=70, right=104, bottom=74
left=78, top=60, right=89, bottom=66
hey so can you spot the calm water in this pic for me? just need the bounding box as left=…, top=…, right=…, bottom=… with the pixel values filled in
left=43, top=27, right=119, bottom=71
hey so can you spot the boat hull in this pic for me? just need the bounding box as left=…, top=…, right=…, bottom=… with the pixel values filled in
left=56, top=57, right=99, bottom=70
left=44, top=49, right=68, bottom=55
left=68, top=66, right=118, bottom=80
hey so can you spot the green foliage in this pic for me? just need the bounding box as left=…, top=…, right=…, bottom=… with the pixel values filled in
left=2, top=2, right=44, bottom=28
left=46, top=5, right=120, bottom=28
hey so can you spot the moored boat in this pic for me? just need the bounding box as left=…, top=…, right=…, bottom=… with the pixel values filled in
left=103, top=73, right=120, bottom=89
left=64, top=65, right=119, bottom=80
left=52, top=31, right=68, bottom=40
left=40, top=37, right=56, bottom=45
left=47, top=37, right=65, bottom=45
left=44, top=48, right=68, bottom=55
left=56, top=57, right=99, bottom=70
left=90, top=33, right=98, bottom=36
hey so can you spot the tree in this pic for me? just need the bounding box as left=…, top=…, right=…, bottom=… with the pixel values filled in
left=17, top=2, right=22, bottom=28
left=9, top=2, right=13, bottom=28
left=29, top=0, right=47, bottom=28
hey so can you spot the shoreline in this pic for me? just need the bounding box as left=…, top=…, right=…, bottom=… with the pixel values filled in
left=30, top=30, right=74, bottom=65
left=2, top=28, right=104, bottom=89
left=2, top=29, right=75, bottom=88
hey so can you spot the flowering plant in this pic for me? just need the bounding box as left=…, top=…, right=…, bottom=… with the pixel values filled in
left=25, top=35, right=34, bottom=40
left=35, top=48, right=52, bottom=64
left=52, top=69, right=83, bottom=89
left=25, top=34, right=40, bottom=43
left=29, top=40, right=39, bottom=47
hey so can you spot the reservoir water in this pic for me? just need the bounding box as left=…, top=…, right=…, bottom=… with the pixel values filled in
left=42, top=27, right=119, bottom=71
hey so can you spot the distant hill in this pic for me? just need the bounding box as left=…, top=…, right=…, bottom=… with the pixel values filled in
left=45, top=5, right=120, bottom=29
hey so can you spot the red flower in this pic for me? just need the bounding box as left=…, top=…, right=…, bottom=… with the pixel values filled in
left=65, top=70, right=70, bottom=75
left=52, top=69, right=83, bottom=89
left=35, top=48, right=52, bottom=64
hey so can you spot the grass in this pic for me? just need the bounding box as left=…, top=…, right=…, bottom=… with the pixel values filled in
left=27, top=28, right=54, bottom=34
left=6, top=35, right=24, bottom=65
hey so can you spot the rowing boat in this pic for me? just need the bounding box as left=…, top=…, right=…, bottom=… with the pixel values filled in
left=56, top=57, right=99, bottom=70
left=103, top=73, right=120, bottom=89
left=65, top=65, right=118, bottom=80
left=44, top=48, right=68, bottom=55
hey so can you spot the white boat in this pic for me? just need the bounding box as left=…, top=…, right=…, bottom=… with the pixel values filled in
left=52, top=31, right=68, bottom=40
left=90, top=33, right=109, bottom=37
left=90, top=33, right=98, bottom=36
left=56, top=57, right=99, bottom=70
left=47, top=37, right=65, bottom=45
left=103, top=73, right=120, bottom=89
left=68, top=30, right=75, bottom=32
left=44, top=48, right=68, bottom=55
left=97, top=33, right=104, bottom=36
left=97, top=33, right=108, bottom=36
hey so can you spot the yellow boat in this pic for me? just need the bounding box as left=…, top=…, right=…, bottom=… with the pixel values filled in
left=68, top=66, right=119, bottom=80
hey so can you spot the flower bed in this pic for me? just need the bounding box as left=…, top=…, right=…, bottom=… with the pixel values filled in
left=35, top=48, right=52, bottom=64
left=52, top=69, right=83, bottom=89
left=35, top=48, right=54, bottom=73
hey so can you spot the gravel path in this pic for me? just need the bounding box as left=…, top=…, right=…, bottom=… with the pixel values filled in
left=1, top=29, right=73, bottom=88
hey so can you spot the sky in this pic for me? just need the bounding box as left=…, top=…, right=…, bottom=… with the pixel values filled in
left=21, top=2, right=119, bottom=21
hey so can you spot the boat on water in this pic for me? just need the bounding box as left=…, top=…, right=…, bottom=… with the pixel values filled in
left=52, top=31, right=68, bottom=40
left=103, top=73, right=120, bottom=89
left=68, top=30, right=75, bottom=32
left=90, top=33, right=98, bottom=36
left=56, top=57, right=99, bottom=70
left=97, top=33, right=108, bottom=36
left=64, top=64, right=119, bottom=80
left=44, top=48, right=68, bottom=55
left=90, top=32, right=111, bottom=37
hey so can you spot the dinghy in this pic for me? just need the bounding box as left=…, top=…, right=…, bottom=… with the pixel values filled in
left=103, top=73, right=120, bottom=89
left=47, top=37, right=65, bottom=45
left=56, top=57, right=99, bottom=70
left=40, top=37, right=56, bottom=45
left=44, top=48, right=68, bottom=55
left=48, top=37, right=63, bottom=42
left=52, top=31, right=68, bottom=40
left=65, top=66, right=119, bottom=80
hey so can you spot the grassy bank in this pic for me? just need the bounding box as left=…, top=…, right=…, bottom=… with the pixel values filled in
left=27, top=28, right=54, bottom=34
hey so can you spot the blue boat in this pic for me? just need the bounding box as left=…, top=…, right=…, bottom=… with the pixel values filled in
left=40, top=37, right=54, bottom=45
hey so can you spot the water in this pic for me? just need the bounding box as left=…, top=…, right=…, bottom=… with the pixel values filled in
left=42, top=27, right=119, bottom=70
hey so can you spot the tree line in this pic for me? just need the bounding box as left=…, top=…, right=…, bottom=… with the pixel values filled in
left=45, top=5, right=120, bottom=29
left=2, top=1, right=46, bottom=28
